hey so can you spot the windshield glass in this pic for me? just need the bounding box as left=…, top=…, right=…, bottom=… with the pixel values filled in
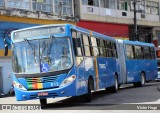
left=12, top=37, right=73, bottom=74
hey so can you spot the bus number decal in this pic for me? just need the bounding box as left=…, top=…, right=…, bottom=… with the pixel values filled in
left=99, top=64, right=106, bottom=69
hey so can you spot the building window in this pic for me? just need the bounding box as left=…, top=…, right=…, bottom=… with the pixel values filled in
left=146, top=0, right=159, bottom=15
left=6, top=0, right=30, bottom=10
left=89, top=0, right=99, bottom=6
left=134, top=0, right=145, bottom=13
left=0, top=0, right=4, bottom=6
left=110, top=0, right=115, bottom=9
left=117, top=0, right=130, bottom=11
left=82, top=0, right=99, bottom=7
left=146, top=1, right=151, bottom=13
left=33, top=0, right=52, bottom=13
left=151, top=2, right=159, bottom=15
left=82, top=0, right=88, bottom=5
left=100, top=0, right=115, bottom=9
left=54, top=0, right=73, bottom=17
left=100, top=0, right=109, bottom=8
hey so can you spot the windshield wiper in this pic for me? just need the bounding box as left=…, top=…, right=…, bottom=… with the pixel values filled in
left=47, top=35, right=55, bottom=55
left=40, top=35, right=55, bottom=62
left=24, top=38, right=36, bottom=62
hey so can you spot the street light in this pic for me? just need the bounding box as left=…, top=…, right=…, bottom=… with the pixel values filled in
left=133, top=0, right=138, bottom=41
left=132, top=0, right=143, bottom=41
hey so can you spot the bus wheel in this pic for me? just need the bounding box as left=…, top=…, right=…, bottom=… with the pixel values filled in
left=40, top=98, right=47, bottom=106
left=133, top=73, right=145, bottom=87
left=112, top=75, right=119, bottom=93
left=140, top=72, right=145, bottom=87
left=106, top=75, right=119, bottom=93
left=84, top=78, right=93, bottom=102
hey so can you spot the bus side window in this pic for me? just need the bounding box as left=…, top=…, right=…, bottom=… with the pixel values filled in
left=91, top=36, right=99, bottom=57
left=72, top=30, right=82, bottom=56
left=72, top=30, right=84, bottom=66
left=105, top=41, right=111, bottom=57
left=111, top=42, right=117, bottom=58
left=82, top=34, right=91, bottom=56
left=112, top=42, right=117, bottom=58
left=99, top=39, right=105, bottom=57
left=126, top=45, right=134, bottom=59
left=96, top=38, right=105, bottom=57
left=143, top=46, right=151, bottom=59
left=150, top=47, right=156, bottom=59
left=134, top=45, right=143, bottom=59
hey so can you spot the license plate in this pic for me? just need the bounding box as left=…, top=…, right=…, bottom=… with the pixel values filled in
left=38, top=92, right=48, bottom=96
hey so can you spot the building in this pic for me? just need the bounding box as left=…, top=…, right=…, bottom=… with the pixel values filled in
left=0, top=0, right=76, bottom=95
left=75, top=0, right=160, bottom=56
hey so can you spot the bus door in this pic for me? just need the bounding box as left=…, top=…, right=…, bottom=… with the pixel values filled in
left=81, top=34, right=96, bottom=90
left=96, top=58, right=106, bottom=89
left=91, top=37, right=106, bottom=90
left=72, top=30, right=86, bottom=95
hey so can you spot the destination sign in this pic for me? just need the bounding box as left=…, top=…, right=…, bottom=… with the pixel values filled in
left=13, top=26, right=65, bottom=41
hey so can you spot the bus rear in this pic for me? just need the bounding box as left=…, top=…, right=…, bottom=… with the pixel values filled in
left=117, top=40, right=158, bottom=86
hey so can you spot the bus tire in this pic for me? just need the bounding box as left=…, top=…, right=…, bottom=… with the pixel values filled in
left=133, top=72, right=145, bottom=87
left=40, top=98, right=47, bottom=106
left=84, top=78, right=93, bottom=102
left=106, top=75, right=119, bottom=93
left=112, top=75, right=119, bottom=93
left=140, top=72, right=146, bottom=87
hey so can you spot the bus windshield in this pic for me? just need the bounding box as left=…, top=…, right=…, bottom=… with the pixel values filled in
left=12, top=37, right=73, bottom=74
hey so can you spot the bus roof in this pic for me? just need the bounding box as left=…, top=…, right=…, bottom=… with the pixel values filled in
left=123, top=40, right=155, bottom=47
left=11, top=24, right=116, bottom=42
left=11, top=24, right=67, bottom=33
left=71, top=25, right=115, bottom=42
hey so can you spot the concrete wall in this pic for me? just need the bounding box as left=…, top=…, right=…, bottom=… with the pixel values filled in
left=0, top=57, right=12, bottom=94
left=80, top=4, right=160, bottom=27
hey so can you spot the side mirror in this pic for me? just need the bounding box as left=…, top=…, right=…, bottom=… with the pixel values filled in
left=4, top=44, right=8, bottom=56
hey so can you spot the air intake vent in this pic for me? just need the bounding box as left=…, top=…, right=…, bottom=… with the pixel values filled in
left=141, top=14, right=145, bottom=18
left=122, top=12, right=127, bottom=16
left=26, top=75, right=60, bottom=84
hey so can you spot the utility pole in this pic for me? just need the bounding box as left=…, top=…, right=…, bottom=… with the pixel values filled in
left=133, top=0, right=138, bottom=41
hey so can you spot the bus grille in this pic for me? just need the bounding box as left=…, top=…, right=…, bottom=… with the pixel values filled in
left=26, top=75, right=60, bottom=84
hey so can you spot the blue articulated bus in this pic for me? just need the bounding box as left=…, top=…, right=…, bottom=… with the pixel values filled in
left=4, top=24, right=121, bottom=105
left=117, top=40, right=158, bottom=86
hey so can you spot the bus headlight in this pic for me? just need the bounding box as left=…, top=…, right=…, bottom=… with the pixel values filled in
left=60, top=75, right=76, bottom=87
left=13, top=81, right=27, bottom=91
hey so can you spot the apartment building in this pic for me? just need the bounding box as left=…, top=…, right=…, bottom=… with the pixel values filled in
left=0, top=0, right=75, bottom=94
left=75, top=0, right=160, bottom=58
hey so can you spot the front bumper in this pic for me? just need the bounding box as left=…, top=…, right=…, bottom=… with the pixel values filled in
left=14, top=80, right=77, bottom=101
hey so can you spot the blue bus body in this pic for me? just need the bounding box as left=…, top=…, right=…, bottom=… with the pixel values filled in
left=10, top=24, right=157, bottom=104
left=11, top=24, right=120, bottom=102
left=117, top=40, right=158, bottom=84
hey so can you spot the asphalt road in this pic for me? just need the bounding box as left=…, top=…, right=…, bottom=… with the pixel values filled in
left=0, top=82, right=160, bottom=112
